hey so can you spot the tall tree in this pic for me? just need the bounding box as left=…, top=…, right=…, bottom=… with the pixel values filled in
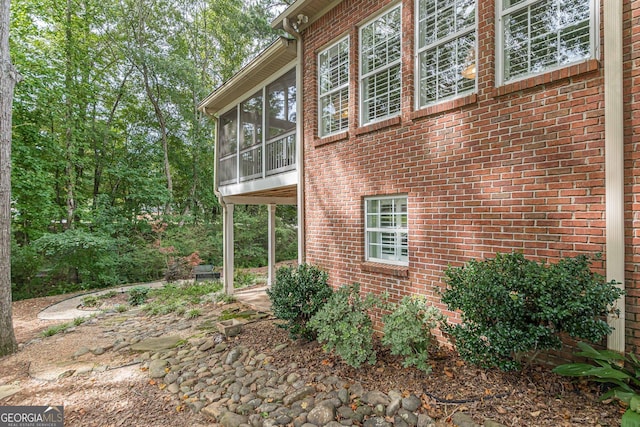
left=0, top=0, right=18, bottom=356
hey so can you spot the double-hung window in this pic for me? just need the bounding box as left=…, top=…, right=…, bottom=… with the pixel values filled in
left=498, top=0, right=596, bottom=84
left=319, top=37, right=350, bottom=137
left=365, top=196, right=408, bottom=265
left=416, top=0, right=476, bottom=107
left=360, top=6, right=402, bottom=125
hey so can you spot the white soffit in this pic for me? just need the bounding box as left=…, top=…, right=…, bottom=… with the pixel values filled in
left=272, top=0, right=343, bottom=32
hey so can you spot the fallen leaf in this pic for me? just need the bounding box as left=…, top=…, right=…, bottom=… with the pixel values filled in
left=496, top=406, right=507, bottom=415
left=530, top=410, right=541, bottom=417
left=149, top=379, right=156, bottom=385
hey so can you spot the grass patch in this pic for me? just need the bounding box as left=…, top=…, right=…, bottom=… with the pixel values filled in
left=214, top=292, right=236, bottom=304
left=81, top=295, right=100, bottom=307
left=142, top=282, right=222, bottom=317
left=186, top=308, right=202, bottom=319
left=73, top=317, right=87, bottom=326
left=41, top=323, right=72, bottom=337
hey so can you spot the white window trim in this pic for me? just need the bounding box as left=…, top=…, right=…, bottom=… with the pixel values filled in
left=364, top=195, right=409, bottom=266
left=495, top=0, right=599, bottom=86
left=359, top=4, right=403, bottom=127
left=414, top=0, right=478, bottom=109
left=318, top=36, right=350, bottom=138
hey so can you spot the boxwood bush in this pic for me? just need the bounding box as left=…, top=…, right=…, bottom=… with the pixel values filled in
left=441, top=252, right=624, bottom=371
left=267, top=264, right=332, bottom=340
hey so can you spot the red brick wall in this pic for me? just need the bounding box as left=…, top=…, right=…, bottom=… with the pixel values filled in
left=300, top=0, right=638, bottom=349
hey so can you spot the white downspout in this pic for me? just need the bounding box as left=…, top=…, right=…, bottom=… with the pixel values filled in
left=283, top=18, right=305, bottom=265
left=268, top=204, right=276, bottom=287
left=604, top=0, right=625, bottom=352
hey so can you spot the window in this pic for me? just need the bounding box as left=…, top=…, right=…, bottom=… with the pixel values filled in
left=266, top=68, right=297, bottom=174
left=416, top=0, right=476, bottom=107
left=319, top=37, right=350, bottom=137
left=360, top=6, right=402, bottom=125
left=218, top=107, right=238, bottom=185
left=498, top=0, right=595, bottom=84
left=365, top=196, right=408, bottom=265
left=240, top=91, right=263, bottom=181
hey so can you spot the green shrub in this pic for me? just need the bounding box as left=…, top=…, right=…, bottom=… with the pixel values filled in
left=234, top=270, right=257, bottom=289
left=128, top=286, right=150, bottom=306
left=441, top=252, right=624, bottom=371
left=81, top=295, right=99, bottom=307
left=382, top=296, right=444, bottom=373
left=554, top=342, right=640, bottom=427
left=33, top=229, right=121, bottom=288
left=309, top=284, right=378, bottom=368
left=267, top=264, right=332, bottom=340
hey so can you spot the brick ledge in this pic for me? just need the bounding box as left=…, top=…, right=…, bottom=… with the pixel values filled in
left=411, top=93, right=478, bottom=120
left=314, top=131, right=349, bottom=148
left=493, top=59, right=600, bottom=97
left=361, top=262, right=409, bottom=278
left=354, top=116, right=402, bottom=136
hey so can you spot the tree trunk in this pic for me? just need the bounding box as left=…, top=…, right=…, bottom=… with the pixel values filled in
left=0, top=0, right=18, bottom=356
left=140, top=62, right=173, bottom=214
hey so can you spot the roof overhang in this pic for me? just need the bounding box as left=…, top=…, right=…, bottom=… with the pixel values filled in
left=272, top=0, right=342, bottom=32
left=198, top=37, right=297, bottom=116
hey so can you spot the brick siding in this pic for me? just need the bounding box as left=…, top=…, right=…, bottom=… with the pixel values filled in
left=299, top=0, right=640, bottom=353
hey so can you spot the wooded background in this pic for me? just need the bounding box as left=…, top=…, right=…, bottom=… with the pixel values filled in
left=9, top=0, right=297, bottom=299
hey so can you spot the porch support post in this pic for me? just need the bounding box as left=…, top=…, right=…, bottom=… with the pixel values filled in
left=223, top=203, right=235, bottom=294
left=604, top=0, right=625, bottom=353
left=268, top=204, right=276, bottom=287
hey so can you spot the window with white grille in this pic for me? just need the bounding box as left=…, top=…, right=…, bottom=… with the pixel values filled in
left=360, top=6, right=402, bottom=125
left=319, top=37, right=349, bottom=137
left=365, top=195, right=408, bottom=265
left=498, top=0, right=596, bottom=84
left=416, top=0, right=476, bottom=107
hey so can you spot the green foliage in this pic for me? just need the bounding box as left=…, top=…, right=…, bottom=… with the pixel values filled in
left=128, top=286, right=150, bottom=306
left=33, top=229, right=121, bottom=288
left=234, top=270, right=257, bottom=289
left=186, top=308, right=202, bottom=319
left=73, top=317, right=87, bottom=327
left=214, top=292, right=236, bottom=304
left=382, top=296, right=444, bottom=373
left=309, top=284, right=378, bottom=368
left=81, top=295, right=100, bottom=307
left=142, top=281, right=222, bottom=316
left=267, top=264, right=332, bottom=340
left=41, top=323, right=72, bottom=337
left=554, top=342, right=640, bottom=427
left=441, top=252, right=624, bottom=371
left=11, top=240, right=45, bottom=299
